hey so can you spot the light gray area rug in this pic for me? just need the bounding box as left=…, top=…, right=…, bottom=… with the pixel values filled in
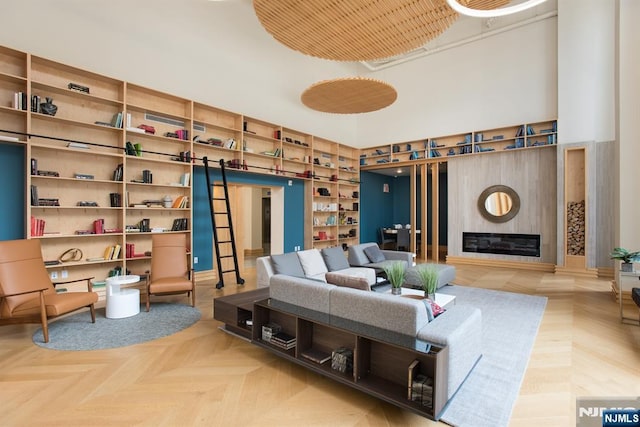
left=33, top=303, right=201, bottom=351
left=437, top=285, right=547, bottom=427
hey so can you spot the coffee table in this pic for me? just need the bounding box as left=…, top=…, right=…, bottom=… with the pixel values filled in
left=383, top=287, right=456, bottom=308
left=106, top=274, right=141, bottom=319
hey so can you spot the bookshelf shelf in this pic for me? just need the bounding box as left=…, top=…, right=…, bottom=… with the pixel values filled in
left=1, top=44, right=361, bottom=289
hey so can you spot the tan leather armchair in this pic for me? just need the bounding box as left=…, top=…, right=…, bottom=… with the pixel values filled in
left=146, top=233, right=195, bottom=312
left=0, top=239, right=98, bottom=343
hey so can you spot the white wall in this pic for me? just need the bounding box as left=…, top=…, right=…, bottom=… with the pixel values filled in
left=0, top=0, right=359, bottom=145
left=618, top=0, right=640, bottom=256
left=558, top=0, right=616, bottom=144
left=356, top=15, right=558, bottom=146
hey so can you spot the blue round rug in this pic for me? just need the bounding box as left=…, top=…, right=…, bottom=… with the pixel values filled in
left=33, top=303, right=201, bottom=351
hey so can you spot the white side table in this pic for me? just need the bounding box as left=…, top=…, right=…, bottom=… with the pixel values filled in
left=106, top=275, right=141, bottom=319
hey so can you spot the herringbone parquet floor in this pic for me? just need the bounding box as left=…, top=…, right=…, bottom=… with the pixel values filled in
left=1, top=265, right=639, bottom=426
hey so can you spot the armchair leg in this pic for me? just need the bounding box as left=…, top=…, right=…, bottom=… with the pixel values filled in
left=39, top=292, right=49, bottom=343
left=146, top=290, right=150, bottom=312
left=89, top=304, right=96, bottom=323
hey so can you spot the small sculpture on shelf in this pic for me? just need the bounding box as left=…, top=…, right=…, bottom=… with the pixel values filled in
left=40, top=97, right=57, bottom=116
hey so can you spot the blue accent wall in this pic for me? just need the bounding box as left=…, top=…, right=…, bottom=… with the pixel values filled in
left=0, top=143, right=25, bottom=240
left=192, top=166, right=305, bottom=272
left=359, top=171, right=394, bottom=243
left=360, top=170, right=448, bottom=246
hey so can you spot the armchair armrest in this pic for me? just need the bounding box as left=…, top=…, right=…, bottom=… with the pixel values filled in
left=0, top=287, right=48, bottom=298
left=53, top=276, right=95, bottom=292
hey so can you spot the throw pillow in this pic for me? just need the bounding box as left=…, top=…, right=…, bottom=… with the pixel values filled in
left=422, top=299, right=445, bottom=321
left=270, top=253, right=305, bottom=277
left=363, top=245, right=385, bottom=263
left=297, top=249, right=329, bottom=277
left=326, top=272, right=370, bottom=291
left=321, top=246, right=350, bottom=271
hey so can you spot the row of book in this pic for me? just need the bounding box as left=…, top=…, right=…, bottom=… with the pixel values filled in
left=110, top=193, right=122, bottom=207
left=103, top=244, right=122, bottom=260
left=30, top=216, right=46, bottom=236
left=164, top=129, right=190, bottom=140
left=266, top=330, right=296, bottom=350
left=171, top=218, right=189, bottom=231
left=125, top=243, right=146, bottom=259
left=12, top=92, right=41, bottom=112
left=171, top=196, right=189, bottom=209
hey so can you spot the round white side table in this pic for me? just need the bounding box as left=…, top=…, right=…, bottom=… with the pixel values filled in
left=106, top=274, right=141, bottom=319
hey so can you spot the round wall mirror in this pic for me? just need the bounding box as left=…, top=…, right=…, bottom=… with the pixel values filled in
left=478, top=185, right=520, bottom=223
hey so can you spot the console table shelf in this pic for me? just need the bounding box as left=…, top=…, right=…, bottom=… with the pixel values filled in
left=251, top=297, right=448, bottom=420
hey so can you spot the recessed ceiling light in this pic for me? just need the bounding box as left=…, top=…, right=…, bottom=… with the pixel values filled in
left=396, top=169, right=402, bottom=174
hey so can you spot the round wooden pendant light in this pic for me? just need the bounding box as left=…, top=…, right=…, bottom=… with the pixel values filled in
left=253, top=0, right=509, bottom=61
left=301, top=77, right=397, bottom=114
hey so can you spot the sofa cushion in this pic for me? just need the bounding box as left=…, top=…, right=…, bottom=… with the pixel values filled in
left=270, top=253, right=305, bottom=277
left=326, top=272, right=370, bottom=291
left=297, top=249, right=328, bottom=277
left=364, top=245, right=385, bottom=263
left=321, top=246, right=350, bottom=271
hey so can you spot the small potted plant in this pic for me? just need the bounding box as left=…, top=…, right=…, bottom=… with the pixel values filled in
left=383, top=261, right=406, bottom=295
left=415, top=264, right=439, bottom=300
left=610, top=247, right=640, bottom=272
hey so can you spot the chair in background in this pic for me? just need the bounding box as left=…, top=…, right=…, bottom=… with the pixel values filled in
left=0, top=239, right=98, bottom=343
left=378, top=228, right=396, bottom=250
left=632, top=288, right=640, bottom=324
left=146, top=233, right=195, bottom=312
left=396, top=228, right=411, bottom=251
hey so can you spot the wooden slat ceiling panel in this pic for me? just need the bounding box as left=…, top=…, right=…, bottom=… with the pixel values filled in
left=253, top=0, right=509, bottom=61
left=301, top=77, right=398, bottom=114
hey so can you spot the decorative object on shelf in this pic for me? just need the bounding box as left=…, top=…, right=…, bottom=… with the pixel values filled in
left=253, top=0, right=508, bottom=61
left=68, top=82, right=90, bottom=94
left=610, top=247, right=640, bottom=272
left=446, top=0, right=549, bottom=18
left=301, top=77, right=397, bottom=114
left=331, top=346, right=353, bottom=374
left=58, top=248, right=83, bottom=263
left=414, top=264, right=439, bottom=300
left=384, top=261, right=406, bottom=295
left=39, top=97, right=57, bottom=116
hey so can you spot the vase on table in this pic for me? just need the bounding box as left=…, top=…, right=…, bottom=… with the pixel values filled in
left=391, top=286, right=402, bottom=295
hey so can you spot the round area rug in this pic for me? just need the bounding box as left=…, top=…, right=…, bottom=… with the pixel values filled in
left=33, top=303, right=201, bottom=351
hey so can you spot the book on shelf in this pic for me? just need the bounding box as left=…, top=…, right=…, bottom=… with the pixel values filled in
left=93, top=219, right=104, bottom=234
left=180, top=173, right=190, bottom=187
left=301, top=348, right=331, bottom=364
left=30, top=216, right=45, bottom=237
left=407, top=359, right=420, bottom=400
left=171, top=195, right=188, bottom=209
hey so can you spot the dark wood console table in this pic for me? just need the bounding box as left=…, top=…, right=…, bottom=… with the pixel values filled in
left=213, top=288, right=269, bottom=339
left=215, top=289, right=449, bottom=420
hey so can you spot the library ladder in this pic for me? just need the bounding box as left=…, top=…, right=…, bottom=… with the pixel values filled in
left=203, top=157, right=245, bottom=289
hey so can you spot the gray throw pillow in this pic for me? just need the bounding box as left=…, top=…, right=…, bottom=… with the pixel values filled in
left=271, top=253, right=305, bottom=277
left=321, top=246, right=350, bottom=271
left=363, top=245, right=385, bottom=263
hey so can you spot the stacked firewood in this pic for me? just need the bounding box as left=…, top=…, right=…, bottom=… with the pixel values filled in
left=567, top=200, right=585, bottom=255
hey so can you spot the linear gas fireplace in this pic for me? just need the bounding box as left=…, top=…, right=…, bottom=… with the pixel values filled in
left=463, top=232, right=541, bottom=257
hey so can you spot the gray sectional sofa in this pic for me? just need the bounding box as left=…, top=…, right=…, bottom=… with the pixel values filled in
left=256, top=247, right=377, bottom=288
left=258, top=247, right=483, bottom=401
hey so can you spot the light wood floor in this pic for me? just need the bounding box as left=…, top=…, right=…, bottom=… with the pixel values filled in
left=1, top=265, right=639, bottom=426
